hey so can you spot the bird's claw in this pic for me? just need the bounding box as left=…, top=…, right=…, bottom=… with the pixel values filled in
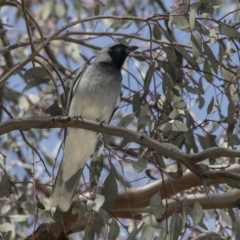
left=73, top=114, right=83, bottom=123
left=96, top=118, right=105, bottom=126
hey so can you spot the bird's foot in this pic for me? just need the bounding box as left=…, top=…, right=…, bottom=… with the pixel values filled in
left=76, top=114, right=83, bottom=121
left=96, top=118, right=105, bottom=126
left=72, top=114, right=83, bottom=123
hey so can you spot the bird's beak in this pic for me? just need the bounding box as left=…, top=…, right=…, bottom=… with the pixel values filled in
left=126, top=46, right=138, bottom=53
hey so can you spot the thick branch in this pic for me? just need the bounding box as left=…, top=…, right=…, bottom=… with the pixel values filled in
left=1, top=116, right=240, bottom=179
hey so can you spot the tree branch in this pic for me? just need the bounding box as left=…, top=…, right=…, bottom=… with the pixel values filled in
left=1, top=116, right=240, bottom=179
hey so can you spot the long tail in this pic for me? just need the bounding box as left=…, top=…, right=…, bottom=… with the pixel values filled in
left=50, top=163, right=82, bottom=211
left=50, top=128, right=98, bottom=211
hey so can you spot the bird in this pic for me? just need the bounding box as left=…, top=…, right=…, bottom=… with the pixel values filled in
left=50, top=43, right=138, bottom=211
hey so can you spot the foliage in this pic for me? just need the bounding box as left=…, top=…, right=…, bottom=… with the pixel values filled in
left=0, top=0, right=240, bottom=239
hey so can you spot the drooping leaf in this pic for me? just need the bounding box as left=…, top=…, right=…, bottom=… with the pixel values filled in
left=140, top=224, right=155, bottom=240
left=22, top=67, right=51, bottom=92
left=0, top=173, right=11, bottom=198
left=191, top=32, right=202, bottom=60
left=101, top=171, right=118, bottom=209
left=40, top=210, right=55, bottom=224
left=93, top=194, right=105, bottom=212
left=132, top=157, right=148, bottom=173
left=132, top=92, right=142, bottom=117
left=153, top=24, right=161, bottom=40
left=126, top=225, right=138, bottom=240
left=117, top=113, right=135, bottom=128
left=203, top=60, right=213, bottom=83
left=83, top=212, right=104, bottom=240
left=219, top=24, right=240, bottom=39
left=169, top=109, right=179, bottom=119
left=0, top=223, right=15, bottom=240
left=137, top=104, right=151, bottom=129
left=108, top=219, right=120, bottom=240
left=203, top=42, right=218, bottom=74
left=169, top=214, right=182, bottom=240
left=189, top=8, right=195, bottom=31
left=94, top=4, right=100, bottom=15
left=8, top=215, right=29, bottom=222
left=171, top=12, right=190, bottom=31
left=142, top=213, right=161, bottom=229
left=150, top=193, right=165, bottom=219
left=207, top=96, right=214, bottom=115
left=191, top=201, right=204, bottom=225
left=175, top=46, right=199, bottom=69
left=172, top=120, right=189, bottom=132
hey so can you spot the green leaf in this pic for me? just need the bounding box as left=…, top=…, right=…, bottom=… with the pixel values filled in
left=93, top=194, right=105, bottom=212
left=191, top=201, right=203, bottom=225
left=140, top=224, right=155, bottom=240
left=142, top=213, right=161, bottom=229
left=227, top=133, right=240, bottom=146
left=101, top=171, right=118, bottom=209
left=23, top=67, right=51, bottom=92
left=94, top=4, right=100, bottom=15
left=175, top=46, right=199, bottom=69
left=97, top=144, right=104, bottom=157
left=137, top=104, right=151, bottom=129
left=191, top=32, right=202, bottom=59
left=168, top=171, right=183, bottom=179
left=172, top=120, right=189, bottom=132
left=83, top=212, right=104, bottom=240
left=126, top=225, right=138, bottom=240
left=203, top=42, right=218, bottom=74
left=132, top=157, right=148, bottom=173
left=203, top=60, right=213, bottom=83
left=132, top=92, right=142, bottom=117
left=54, top=3, right=66, bottom=18
left=169, top=109, right=179, bottom=119
left=117, top=113, right=135, bottom=128
left=8, top=215, right=29, bottom=222
left=207, top=96, right=214, bottom=115
left=116, top=38, right=128, bottom=45
left=219, top=24, right=240, bottom=39
left=108, top=219, right=120, bottom=240
left=143, top=65, right=154, bottom=97
left=203, top=179, right=211, bottom=198
left=150, top=193, right=165, bottom=219
left=90, top=153, right=103, bottom=187
left=155, top=154, right=166, bottom=168
left=0, top=223, right=15, bottom=240
left=40, top=210, right=55, bottom=224
left=181, top=198, right=191, bottom=229
left=189, top=8, right=195, bottom=31
left=171, top=12, right=190, bottom=31
left=169, top=214, right=182, bottom=240
left=198, top=135, right=210, bottom=150
left=153, top=24, right=161, bottom=39
left=0, top=173, right=11, bottom=198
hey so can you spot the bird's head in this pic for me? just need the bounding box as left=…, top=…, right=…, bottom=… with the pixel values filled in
left=94, top=44, right=138, bottom=69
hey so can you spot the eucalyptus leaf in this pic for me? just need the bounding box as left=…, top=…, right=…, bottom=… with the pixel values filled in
left=191, top=201, right=203, bottom=225
left=101, top=171, right=118, bottom=209
left=150, top=193, right=165, bottom=219
left=108, top=219, right=120, bottom=240
left=0, top=173, right=11, bottom=198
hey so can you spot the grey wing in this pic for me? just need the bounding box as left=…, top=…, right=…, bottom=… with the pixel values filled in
left=66, top=64, right=88, bottom=114
left=63, top=64, right=88, bottom=138
left=50, top=64, right=88, bottom=210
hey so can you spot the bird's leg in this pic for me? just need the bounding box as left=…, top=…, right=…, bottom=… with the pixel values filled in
left=72, top=114, right=83, bottom=123
left=72, top=115, right=78, bottom=124
left=76, top=114, right=83, bottom=121
left=95, top=117, right=105, bottom=126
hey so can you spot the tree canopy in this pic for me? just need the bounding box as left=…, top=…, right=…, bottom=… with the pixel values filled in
left=0, top=0, right=240, bottom=239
